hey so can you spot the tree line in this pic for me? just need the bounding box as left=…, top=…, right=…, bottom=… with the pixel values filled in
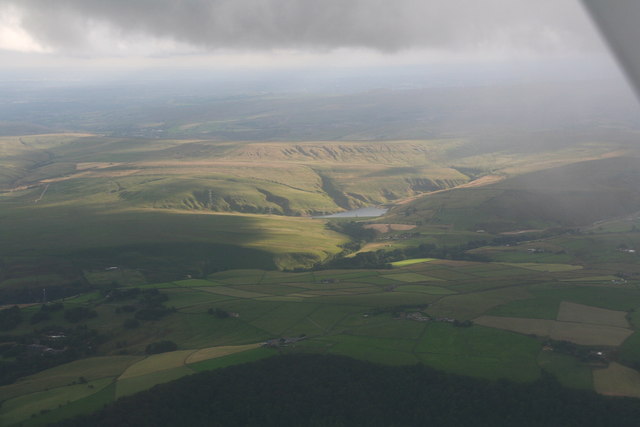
left=58, top=353, right=640, bottom=427
left=319, top=222, right=569, bottom=270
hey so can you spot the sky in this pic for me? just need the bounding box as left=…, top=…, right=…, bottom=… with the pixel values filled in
left=0, top=0, right=612, bottom=75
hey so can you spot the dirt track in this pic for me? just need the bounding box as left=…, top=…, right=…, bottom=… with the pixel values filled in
left=394, top=175, right=505, bottom=205
left=363, top=224, right=417, bottom=233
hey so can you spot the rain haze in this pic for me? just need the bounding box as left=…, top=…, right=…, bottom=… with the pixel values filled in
left=0, top=0, right=637, bottom=144
left=0, top=0, right=634, bottom=131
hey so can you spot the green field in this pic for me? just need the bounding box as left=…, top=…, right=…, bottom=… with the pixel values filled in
left=0, top=378, right=114, bottom=426
left=538, top=351, right=593, bottom=390
left=381, top=272, right=440, bottom=282
left=395, top=285, right=457, bottom=295
left=415, top=324, right=541, bottom=382
left=390, top=258, right=436, bottom=267
left=0, top=356, right=143, bottom=401
left=498, top=263, right=583, bottom=272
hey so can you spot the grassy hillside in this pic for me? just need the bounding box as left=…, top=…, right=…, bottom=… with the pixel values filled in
left=2, top=133, right=640, bottom=294
left=4, top=133, right=639, bottom=216
left=0, top=134, right=474, bottom=213
left=0, top=204, right=347, bottom=294
left=389, top=156, right=640, bottom=233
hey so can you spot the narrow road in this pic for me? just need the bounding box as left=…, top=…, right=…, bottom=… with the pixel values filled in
left=34, top=184, right=49, bottom=203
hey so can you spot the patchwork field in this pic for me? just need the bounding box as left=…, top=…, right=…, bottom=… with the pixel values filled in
left=2, top=236, right=640, bottom=425
left=477, top=299, right=634, bottom=346
left=0, top=344, right=271, bottom=425
left=0, top=378, right=114, bottom=426
left=0, top=356, right=144, bottom=402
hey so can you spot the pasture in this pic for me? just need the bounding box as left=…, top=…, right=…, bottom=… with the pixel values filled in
left=0, top=378, right=114, bottom=426
left=594, top=363, right=640, bottom=398
left=486, top=296, right=561, bottom=319
left=381, top=272, right=440, bottom=282
left=474, top=311, right=634, bottom=347
left=0, top=343, right=270, bottom=425
left=557, top=302, right=630, bottom=328
left=0, top=356, right=142, bottom=401
left=390, top=258, right=435, bottom=267
left=538, top=351, right=593, bottom=390
left=414, top=324, right=541, bottom=382
left=498, top=263, right=583, bottom=272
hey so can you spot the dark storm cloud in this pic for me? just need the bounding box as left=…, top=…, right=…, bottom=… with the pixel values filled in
left=1, top=0, right=601, bottom=54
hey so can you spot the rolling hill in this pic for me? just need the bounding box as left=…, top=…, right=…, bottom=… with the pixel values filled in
left=389, top=155, right=640, bottom=233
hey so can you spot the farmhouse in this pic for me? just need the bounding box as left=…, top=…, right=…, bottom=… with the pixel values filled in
left=407, top=312, right=431, bottom=322
left=262, top=336, right=307, bottom=348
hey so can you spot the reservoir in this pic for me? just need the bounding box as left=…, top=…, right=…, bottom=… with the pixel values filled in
left=314, top=206, right=388, bottom=219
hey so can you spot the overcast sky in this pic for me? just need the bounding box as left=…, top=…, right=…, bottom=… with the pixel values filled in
left=0, top=0, right=612, bottom=73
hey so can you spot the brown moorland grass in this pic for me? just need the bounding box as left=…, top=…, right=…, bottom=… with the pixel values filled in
left=0, top=356, right=142, bottom=401
left=557, top=301, right=630, bottom=328
left=185, top=343, right=261, bottom=365
left=119, top=351, right=196, bottom=380
left=549, top=322, right=633, bottom=346
left=475, top=316, right=633, bottom=346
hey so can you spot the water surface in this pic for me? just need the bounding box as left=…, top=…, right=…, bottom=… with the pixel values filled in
left=314, top=206, right=388, bottom=219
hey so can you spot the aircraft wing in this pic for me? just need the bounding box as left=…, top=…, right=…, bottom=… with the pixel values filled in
left=582, top=0, right=640, bottom=97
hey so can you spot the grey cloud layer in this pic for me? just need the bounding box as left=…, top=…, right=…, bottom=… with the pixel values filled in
left=3, top=0, right=601, bottom=53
